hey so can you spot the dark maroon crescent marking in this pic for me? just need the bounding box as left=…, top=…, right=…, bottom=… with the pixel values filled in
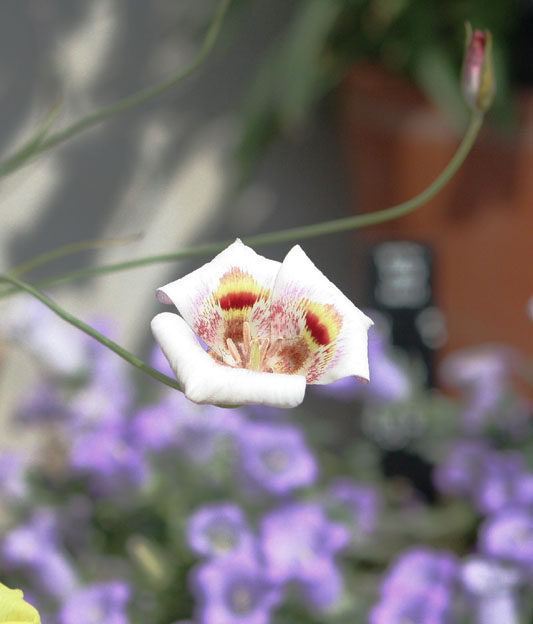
left=305, top=310, right=330, bottom=346
left=219, top=291, right=259, bottom=311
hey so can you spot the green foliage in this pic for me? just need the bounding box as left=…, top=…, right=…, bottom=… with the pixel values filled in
left=236, top=0, right=517, bottom=179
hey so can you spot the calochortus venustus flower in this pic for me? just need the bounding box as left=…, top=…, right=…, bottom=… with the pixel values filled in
left=151, top=240, right=372, bottom=407
left=462, top=23, right=495, bottom=112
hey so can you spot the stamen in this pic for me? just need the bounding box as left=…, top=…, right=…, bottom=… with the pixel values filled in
left=259, top=337, right=270, bottom=370
left=249, top=340, right=261, bottom=370
left=226, top=338, right=242, bottom=366
left=242, top=321, right=251, bottom=355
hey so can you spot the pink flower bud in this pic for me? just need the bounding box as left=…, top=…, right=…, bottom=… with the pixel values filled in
left=462, top=23, right=495, bottom=112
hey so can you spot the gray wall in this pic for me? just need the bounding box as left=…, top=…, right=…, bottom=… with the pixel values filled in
left=0, top=0, right=364, bottom=423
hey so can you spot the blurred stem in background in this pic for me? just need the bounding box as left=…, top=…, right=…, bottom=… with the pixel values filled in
left=9, top=234, right=143, bottom=278
left=0, top=0, right=232, bottom=180
left=0, top=108, right=484, bottom=300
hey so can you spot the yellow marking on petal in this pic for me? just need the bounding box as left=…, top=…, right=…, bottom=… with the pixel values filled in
left=197, top=268, right=273, bottom=360
left=215, top=269, right=270, bottom=314
left=301, top=300, right=342, bottom=350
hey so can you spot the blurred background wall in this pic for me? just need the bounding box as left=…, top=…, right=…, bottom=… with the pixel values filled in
left=0, top=0, right=361, bottom=425
left=1, top=0, right=531, bottom=428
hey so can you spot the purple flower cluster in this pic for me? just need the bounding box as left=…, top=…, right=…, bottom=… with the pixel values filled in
left=1, top=509, right=79, bottom=600
left=58, top=580, right=131, bottom=624
left=69, top=422, right=150, bottom=493
left=191, top=554, right=282, bottom=624
left=64, top=339, right=150, bottom=495
left=0, top=450, right=29, bottom=502
left=326, top=477, right=381, bottom=539
left=260, top=502, right=349, bottom=608
left=187, top=503, right=255, bottom=559
left=16, top=382, right=70, bottom=424
left=4, top=310, right=416, bottom=624
left=0, top=296, right=88, bottom=377
left=479, top=507, right=533, bottom=570
left=370, top=547, right=459, bottom=624
left=461, top=556, right=522, bottom=624
left=187, top=500, right=350, bottom=622
left=435, top=441, right=533, bottom=515
left=440, top=344, right=529, bottom=436
left=237, top=421, right=318, bottom=496
left=371, top=547, right=527, bottom=624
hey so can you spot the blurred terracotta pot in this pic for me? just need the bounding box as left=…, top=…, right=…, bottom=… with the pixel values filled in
left=338, top=64, right=533, bottom=359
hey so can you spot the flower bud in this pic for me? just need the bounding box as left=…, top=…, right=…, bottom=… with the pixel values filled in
left=462, top=23, right=495, bottom=112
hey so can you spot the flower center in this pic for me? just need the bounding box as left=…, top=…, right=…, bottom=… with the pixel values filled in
left=261, top=448, right=291, bottom=474
left=228, top=583, right=255, bottom=615
left=206, top=522, right=239, bottom=554
left=210, top=321, right=310, bottom=375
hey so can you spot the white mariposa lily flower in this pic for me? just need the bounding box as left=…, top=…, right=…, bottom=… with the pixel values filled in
left=151, top=240, right=373, bottom=408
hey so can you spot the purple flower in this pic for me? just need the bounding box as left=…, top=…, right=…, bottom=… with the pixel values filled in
left=514, top=473, right=533, bottom=507
left=440, top=344, right=517, bottom=390
left=370, top=586, right=453, bottom=624
left=439, top=344, right=522, bottom=434
left=187, top=503, right=255, bottom=559
left=473, top=451, right=527, bottom=515
left=15, top=382, right=69, bottom=424
left=69, top=369, right=132, bottom=433
left=59, top=581, right=131, bottom=624
left=69, top=423, right=149, bottom=494
left=434, top=440, right=492, bottom=499
left=315, top=322, right=410, bottom=403
left=479, top=508, right=533, bottom=568
left=380, top=548, right=459, bottom=597
left=0, top=296, right=87, bottom=377
left=0, top=451, right=29, bottom=501
left=190, top=554, right=282, bottom=624
left=2, top=509, right=78, bottom=600
left=326, top=478, right=381, bottom=537
left=176, top=404, right=244, bottom=464
left=237, top=422, right=317, bottom=496
left=259, top=502, right=349, bottom=609
left=371, top=548, right=458, bottom=624
left=461, top=556, right=522, bottom=624
left=64, top=319, right=134, bottom=432
left=435, top=442, right=533, bottom=515
left=131, top=394, right=182, bottom=452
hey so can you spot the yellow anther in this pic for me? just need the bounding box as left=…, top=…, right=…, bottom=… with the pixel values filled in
left=249, top=340, right=262, bottom=370
left=242, top=321, right=251, bottom=354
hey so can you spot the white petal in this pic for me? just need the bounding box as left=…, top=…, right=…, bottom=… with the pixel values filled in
left=156, top=239, right=280, bottom=354
left=151, top=312, right=306, bottom=408
left=270, top=245, right=373, bottom=384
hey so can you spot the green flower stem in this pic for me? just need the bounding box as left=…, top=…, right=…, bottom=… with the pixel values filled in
left=0, top=109, right=484, bottom=299
left=0, top=0, right=231, bottom=180
left=9, top=233, right=142, bottom=278
left=0, top=273, right=182, bottom=393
